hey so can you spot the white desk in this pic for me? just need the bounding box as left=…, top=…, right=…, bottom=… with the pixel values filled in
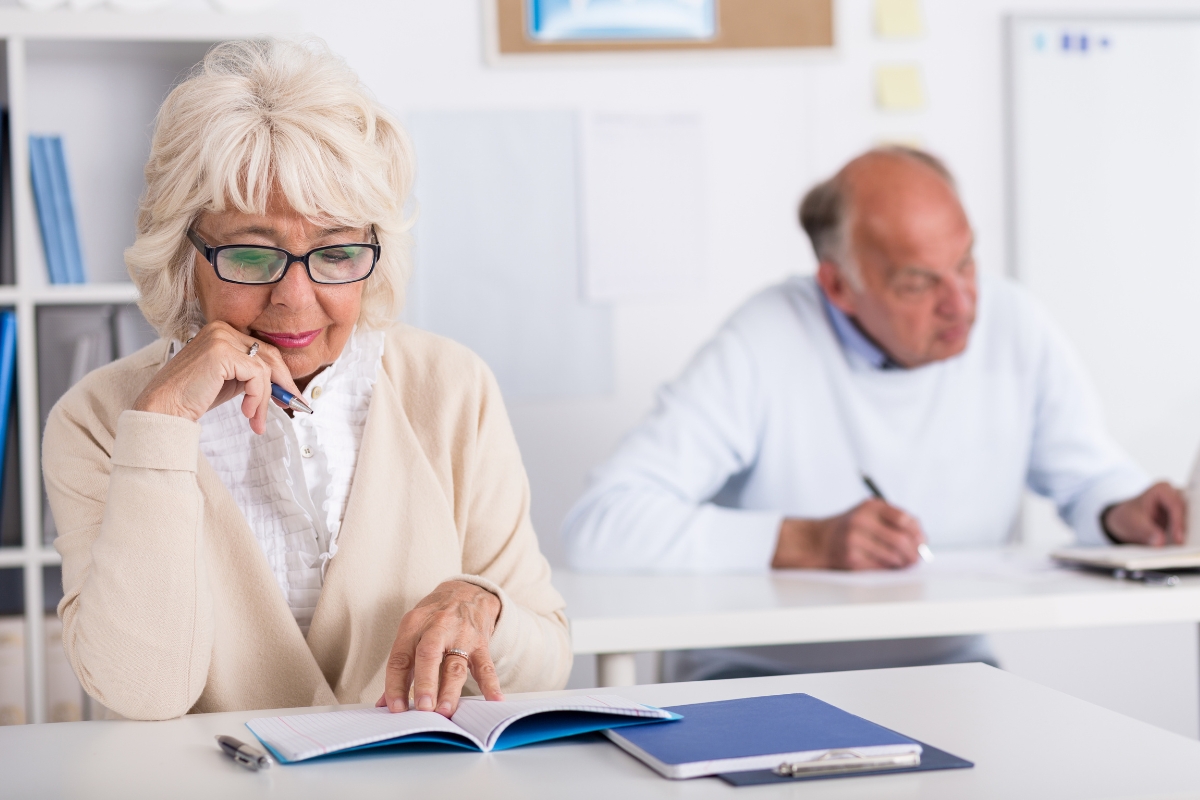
left=557, top=550, right=1200, bottom=685
left=3, top=664, right=1198, bottom=799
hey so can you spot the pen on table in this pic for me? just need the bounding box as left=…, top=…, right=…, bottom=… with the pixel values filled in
left=216, top=735, right=271, bottom=771
left=272, top=383, right=313, bottom=414
left=860, top=474, right=934, bottom=563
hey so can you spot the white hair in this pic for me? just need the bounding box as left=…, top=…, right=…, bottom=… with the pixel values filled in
left=125, top=37, right=415, bottom=340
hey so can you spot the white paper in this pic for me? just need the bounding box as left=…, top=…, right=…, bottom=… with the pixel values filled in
left=777, top=549, right=1063, bottom=587
left=406, top=109, right=613, bottom=400
left=528, top=0, right=717, bottom=41
left=583, top=113, right=707, bottom=301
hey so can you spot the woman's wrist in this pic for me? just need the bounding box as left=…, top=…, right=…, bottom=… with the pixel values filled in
left=446, top=579, right=501, bottom=632
left=132, top=386, right=196, bottom=422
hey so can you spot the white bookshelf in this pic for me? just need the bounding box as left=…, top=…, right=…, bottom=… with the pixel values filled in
left=0, top=7, right=297, bottom=725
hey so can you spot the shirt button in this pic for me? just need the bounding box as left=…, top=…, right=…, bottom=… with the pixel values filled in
left=301, top=446, right=314, bottom=458
left=311, top=386, right=323, bottom=400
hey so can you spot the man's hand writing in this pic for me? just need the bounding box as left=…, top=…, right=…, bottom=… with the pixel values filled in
left=773, top=498, right=926, bottom=570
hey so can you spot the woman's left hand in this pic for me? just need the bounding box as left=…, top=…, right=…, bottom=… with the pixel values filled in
left=377, top=580, right=504, bottom=717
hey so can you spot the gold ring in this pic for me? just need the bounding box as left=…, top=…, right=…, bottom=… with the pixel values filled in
left=444, top=648, right=470, bottom=661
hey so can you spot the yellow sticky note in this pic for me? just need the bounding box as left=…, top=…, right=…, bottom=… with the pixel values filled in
left=875, top=0, right=924, bottom=39
left=874, top=134, right=925, bottom=149
left=875, top=64, right=926, bottom=111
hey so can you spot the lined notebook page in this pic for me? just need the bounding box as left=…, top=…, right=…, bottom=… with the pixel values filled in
left=247, top=707, right=475, bottom=763
left=248, top=695, right=670, bottom=762
left=452, top=694, right=670, bottom=750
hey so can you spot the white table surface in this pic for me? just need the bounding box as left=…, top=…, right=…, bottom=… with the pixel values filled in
left=557, top=549, right=1200, bottom=655
left=4, top=663, right=1199, bottom=799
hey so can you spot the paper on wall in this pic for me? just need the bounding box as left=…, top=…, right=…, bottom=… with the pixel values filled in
left=582, top=113, right=707, bottom=302
left=406, top=109, right=613, bottom=400
left=875, top=64, right=926, bottom=110
left=875, top=0, right=923, bottom=39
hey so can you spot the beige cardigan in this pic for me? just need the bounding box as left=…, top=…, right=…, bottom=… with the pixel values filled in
left=43, top=324, right=572, bottom=721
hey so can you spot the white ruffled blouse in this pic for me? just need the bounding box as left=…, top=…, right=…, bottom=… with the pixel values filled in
left=182, top=329, right=385, bottom=635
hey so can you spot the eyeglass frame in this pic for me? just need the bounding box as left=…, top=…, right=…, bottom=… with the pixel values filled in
left=186, top=227, right=381, bottom=286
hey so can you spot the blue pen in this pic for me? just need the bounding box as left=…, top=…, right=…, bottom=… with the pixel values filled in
left=271, top=383, right=314, bottom=414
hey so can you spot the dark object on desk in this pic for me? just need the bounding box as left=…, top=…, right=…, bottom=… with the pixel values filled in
left=718, top=739, right=973, bottom=786
left=604, top=693, right=923, bottom=779
left=216, top=735, right=270, bottom=771
left=1064, top=562, right=1188, bottom=587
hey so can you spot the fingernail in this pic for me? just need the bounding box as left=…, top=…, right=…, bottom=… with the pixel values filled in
left=389, top=699, right=404, bottom=712
left=437, top=702, right=452, bottom=714
left=417, top=695, right=434, bottom=712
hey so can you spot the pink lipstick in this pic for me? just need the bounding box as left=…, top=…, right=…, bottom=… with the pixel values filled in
left=254, top=329, right=322, bottom=349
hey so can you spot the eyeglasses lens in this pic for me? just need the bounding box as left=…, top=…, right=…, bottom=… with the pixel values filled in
left=309, top=245, right=375, bottom=283
left=216, top=247, right=288, bottom=284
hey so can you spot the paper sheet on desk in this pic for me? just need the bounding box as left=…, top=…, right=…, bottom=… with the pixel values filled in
left=781, top=550, right=1061, bottom=587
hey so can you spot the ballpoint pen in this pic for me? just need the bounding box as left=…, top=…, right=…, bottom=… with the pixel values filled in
left=215, top=735, right=271, bottom=771
left=861, top=474, right=934, bottom=562
left=272, top=383, right=314, bottom=414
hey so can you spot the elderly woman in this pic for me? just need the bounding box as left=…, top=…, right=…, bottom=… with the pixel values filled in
left=42, top=39, right=571, bottom=721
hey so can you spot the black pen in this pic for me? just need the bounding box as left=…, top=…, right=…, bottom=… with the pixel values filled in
left=860, top=473, right=934, bottom=562
left=216, top=735, right=271, bottom=771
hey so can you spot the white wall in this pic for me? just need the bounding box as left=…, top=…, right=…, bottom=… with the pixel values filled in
left=294, top=0, right=1200, bottom=738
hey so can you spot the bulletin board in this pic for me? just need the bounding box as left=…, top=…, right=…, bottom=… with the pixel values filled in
left=492, top=0, right=834, bottom=54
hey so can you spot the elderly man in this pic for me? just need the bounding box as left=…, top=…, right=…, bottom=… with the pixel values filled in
left=562, top=146, right=1184, bottom=680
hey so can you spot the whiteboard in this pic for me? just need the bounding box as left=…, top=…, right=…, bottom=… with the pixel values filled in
left=1010, top=17, right=1200, bottom=511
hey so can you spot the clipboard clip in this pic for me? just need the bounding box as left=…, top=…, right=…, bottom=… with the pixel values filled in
left=773, top=749, right=921, bottom=778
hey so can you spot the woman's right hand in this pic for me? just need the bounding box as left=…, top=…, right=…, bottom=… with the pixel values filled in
left=132, top=321, right=302, bottom=435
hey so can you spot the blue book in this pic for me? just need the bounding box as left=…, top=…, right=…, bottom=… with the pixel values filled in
left=28, top=136, right=67, bottom=285
left=46, top=136, right=86, bottom=284
left=0, top=311, right=17, bottom=494
left=605, top=693, right=923, bottom=779
left=246, top=694, right=679, bottom=764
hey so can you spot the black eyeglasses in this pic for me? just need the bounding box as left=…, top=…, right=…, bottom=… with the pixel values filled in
left=187, top=228, right=380, bottom=286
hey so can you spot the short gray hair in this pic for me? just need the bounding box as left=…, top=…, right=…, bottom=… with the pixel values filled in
left=126, top=37, right=415, bottom=340
left=798, top=145, right=957, bottom=278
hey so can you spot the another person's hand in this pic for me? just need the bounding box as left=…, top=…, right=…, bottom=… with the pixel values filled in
left=132, top=321, right=302, bottom=435
left=377, top=580, right=504, bottom=718
left=772, top=498, right=925, bottom=570
left=1102, top=482, right=1187, bottom=546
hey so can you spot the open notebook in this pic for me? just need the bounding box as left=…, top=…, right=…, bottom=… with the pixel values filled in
left=246, top=694, right=679, bottom=763
left=1052, top=545, right=1200, bottom=572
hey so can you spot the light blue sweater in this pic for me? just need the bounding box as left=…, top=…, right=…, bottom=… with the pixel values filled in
left=564, top=273, right=1150, bottom=574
